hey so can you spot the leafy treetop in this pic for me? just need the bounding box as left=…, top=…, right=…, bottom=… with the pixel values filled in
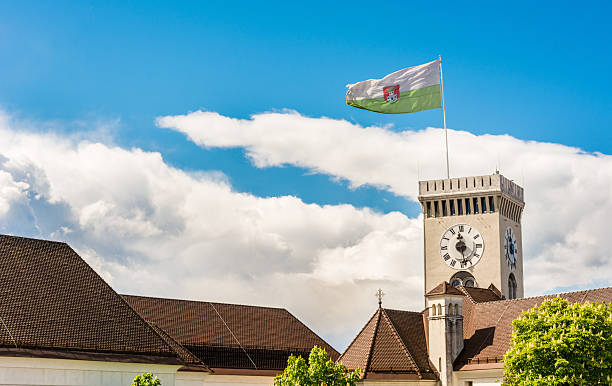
left=503, top=297, right=611, bottom=385
left=132, top=372, right=161, bottom=386
left=274, top=346, right=361, bottom=386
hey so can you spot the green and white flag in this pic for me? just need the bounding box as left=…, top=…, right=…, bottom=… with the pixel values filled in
left=346, top=59, right=442, bottom=114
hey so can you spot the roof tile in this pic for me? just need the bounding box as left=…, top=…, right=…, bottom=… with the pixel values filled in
left=0, top=235, right=179, bottom=362
left=123, top=294, right=339, bottom=370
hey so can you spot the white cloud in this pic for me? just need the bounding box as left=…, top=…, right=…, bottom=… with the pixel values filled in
left=158, top=110, right=612, bottom=297
left=2, top=108, right=611, bottom=353
left=0, top=112, right=422, bottom=350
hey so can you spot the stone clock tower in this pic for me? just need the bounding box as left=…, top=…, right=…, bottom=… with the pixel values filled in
left=418, top=172, right=524, bottom=299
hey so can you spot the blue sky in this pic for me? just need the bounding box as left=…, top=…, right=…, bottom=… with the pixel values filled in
left=1, top=0, right=610, bottom=217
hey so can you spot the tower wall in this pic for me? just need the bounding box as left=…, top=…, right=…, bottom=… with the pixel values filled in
left=418, top=173, right=525, bottom=299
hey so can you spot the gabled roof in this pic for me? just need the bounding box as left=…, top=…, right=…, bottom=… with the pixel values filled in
left=338, top=307, right=437, bottom=380
left=123, top=294, right=339, bottom=372
left=455, top=287, right=612, bottom=370
left=0, top=235, right=181, bottom=364
left=426, top=281, right=463, bottom=296
left=457, top=285, right=502, bottom=303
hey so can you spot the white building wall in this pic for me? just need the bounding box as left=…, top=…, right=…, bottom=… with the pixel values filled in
left=453, top=368, right=503, bottom=386
left=176, top=371, right=274, bottom=386
left=359, top=380, right=438, bottom=385
left=0, top=357, right=180, bottom=386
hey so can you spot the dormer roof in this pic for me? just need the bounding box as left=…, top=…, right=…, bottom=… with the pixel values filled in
left=426, top=281, right=464, bottom=296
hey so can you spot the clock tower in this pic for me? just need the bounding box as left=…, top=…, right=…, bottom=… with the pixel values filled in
left=418, top=172, right=524, bottom=299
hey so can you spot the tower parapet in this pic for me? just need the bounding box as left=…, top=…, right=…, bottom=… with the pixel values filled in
left=418, top=173, right=524, bottom=203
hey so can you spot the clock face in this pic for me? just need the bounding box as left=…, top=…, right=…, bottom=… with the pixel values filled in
left=439, top=224, right=484, bottom=270
left=504, top=227, right=518, bottom=270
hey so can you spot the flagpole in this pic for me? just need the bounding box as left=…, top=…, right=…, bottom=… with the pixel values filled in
left=439, top=55, right=450, bottom=179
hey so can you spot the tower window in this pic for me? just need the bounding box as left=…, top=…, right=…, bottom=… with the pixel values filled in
left=450, top=271, right=476, bottom=288
left=508, top=274, right=517, bottom=300
left=441, top=200, right=447, bottom=216
left=434, top=201, right=440, bottom=217
left=473, top=197, right=479, bottom=214
left=465, top=198, right=471, bottom=214
left=457, top=199, right=463, bottom=215
left=481, top=197, right=487, bottom=212
left=489, top=196, right=495, bottom=212
left=450, top=200, right=456, bottom=216
left=426, top=201, right=432, bottom=218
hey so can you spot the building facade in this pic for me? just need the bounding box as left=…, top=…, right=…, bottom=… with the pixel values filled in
left=340, top=173, right=612, bottom=386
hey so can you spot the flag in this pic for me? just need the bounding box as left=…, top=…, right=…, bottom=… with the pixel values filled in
left=346, top=59, right=442, bottom=114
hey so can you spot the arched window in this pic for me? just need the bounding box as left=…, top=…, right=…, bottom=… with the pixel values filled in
left=450, top=271, right=477, bottom=288
left=448, top=303, right=454, bottom=315
left=508, top=273, right=517, bottom=300
left=437, top=304, right=442, bottom=315
left=431, top=305, right=437, bottom=316
left=454, top=304, right=459, bottom=315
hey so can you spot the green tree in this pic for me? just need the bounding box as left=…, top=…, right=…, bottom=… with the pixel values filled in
left=274, top=346, right=361, bottom=385
left=132, top=372, right=161, bottom=386
left=503, top=297, right=612, bottom=385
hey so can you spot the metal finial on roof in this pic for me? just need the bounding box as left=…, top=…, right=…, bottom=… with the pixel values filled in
left=376, top=288, right=385, bottom=307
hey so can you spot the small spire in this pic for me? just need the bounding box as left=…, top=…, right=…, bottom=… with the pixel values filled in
left=375, top=288, right=385, bottom=307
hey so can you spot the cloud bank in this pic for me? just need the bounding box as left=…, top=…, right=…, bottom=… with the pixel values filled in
left=0, top=113, right=422, bottom=350
left=158, top=110, right=612, bottom=297
left=1, top=109, right=611, bottom=351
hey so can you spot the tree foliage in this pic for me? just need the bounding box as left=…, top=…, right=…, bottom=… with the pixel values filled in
left=503, top=297, right=612, bottom=385
left=274, top=346, right=361, bottom=385
left=132, top=372, right=161, bottom=386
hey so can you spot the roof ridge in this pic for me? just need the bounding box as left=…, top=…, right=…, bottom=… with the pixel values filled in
left=146, top=321, right=209, bottom=370
left=337, top=308, right=379, bottom=365
left=0, top=233, right=67, bottom=245
left=121, top=294, right=287, bottom=311
left=380, top=308, right=421, bottom=378
left=380, top=307, right=423, bottom=315
left=472, top=302, right=511, bottom=357
left=488, top=286, right=612, bottom=305
left=281, top=308, right=339, bottom=357
left=364, top=308, right=382, bottom=376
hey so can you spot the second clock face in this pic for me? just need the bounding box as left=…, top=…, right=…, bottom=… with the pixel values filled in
left=504, top=227, right=518, bottom=270
left=440, top=224, right=485, bottom=270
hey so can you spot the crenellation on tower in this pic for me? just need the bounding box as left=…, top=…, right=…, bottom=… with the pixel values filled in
left=418, top=173, right=524, bottom=202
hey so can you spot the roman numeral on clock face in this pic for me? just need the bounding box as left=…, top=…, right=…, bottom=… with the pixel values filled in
left=443, top=253, right=451, bottom=261
left=441, top=246, right=447, bottom=250
left=459, top=225, right=464, bottom=232
left=450, top=259, right=457, bottom=267
left=473, top=234, right=480, bottom=240
left=449, top=228, right=455, bottom=235
left=476, top=243, right=482, bottom=248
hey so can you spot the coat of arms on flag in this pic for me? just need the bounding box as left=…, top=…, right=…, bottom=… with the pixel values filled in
left=345, top=59, right=441, bottom=114
left=383, top=85, right=399, bottom=103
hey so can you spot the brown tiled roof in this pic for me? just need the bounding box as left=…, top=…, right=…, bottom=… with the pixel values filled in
left=426, top=281, right=463, bottom=296
left=455, top=287, right=612, bottom=369
left=338, top=308, right=437, bottom=380
left=122, top=294, right=339, bottom=371
left=0, top=235, right=181, bottom=364
left=458, top=286, right=502, bottom=303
